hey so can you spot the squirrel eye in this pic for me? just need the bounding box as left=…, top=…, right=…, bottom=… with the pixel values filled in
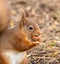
left=28, top=25, right=34, bottom=31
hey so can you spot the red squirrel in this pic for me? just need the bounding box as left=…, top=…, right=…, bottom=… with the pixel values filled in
left=0, top=0, right=41, bottom=64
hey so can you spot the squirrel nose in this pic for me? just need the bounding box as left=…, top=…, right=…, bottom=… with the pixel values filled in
left=31, top=29, right=41, bottom=41
left=34, top=33, right=40, bottom=37
left=33, top=29, right=41, bottom=37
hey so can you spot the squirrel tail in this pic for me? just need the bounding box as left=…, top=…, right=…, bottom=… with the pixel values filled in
left=0, top=0, right=10, bottom=33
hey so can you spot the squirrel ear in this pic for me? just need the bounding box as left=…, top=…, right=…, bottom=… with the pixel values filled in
left=20, top=9, right=29, bottom=27
left=19, top=15, right=27, bottom=28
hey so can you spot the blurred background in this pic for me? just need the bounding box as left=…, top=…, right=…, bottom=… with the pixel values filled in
left=8, top=0, right=60, bottom=64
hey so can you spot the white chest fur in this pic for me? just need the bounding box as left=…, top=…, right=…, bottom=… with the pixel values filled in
left=2, top=51, right=26, bottom=64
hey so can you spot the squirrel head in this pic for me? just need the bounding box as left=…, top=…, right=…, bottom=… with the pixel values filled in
left=10, top=10, right=41, bottom=52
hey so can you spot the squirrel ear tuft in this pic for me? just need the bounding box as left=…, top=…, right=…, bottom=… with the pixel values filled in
left=19, top=14, right=26, bottom=27
left=20, top=9, right=29, bottom=27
